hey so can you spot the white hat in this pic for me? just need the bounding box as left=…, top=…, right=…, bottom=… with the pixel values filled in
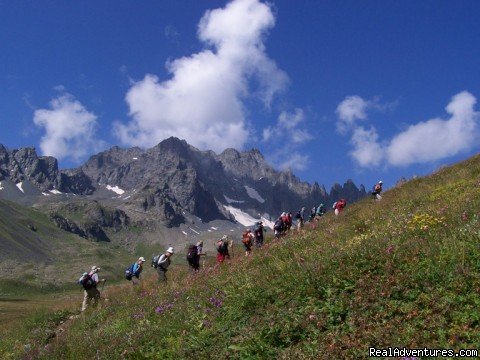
left=166, top=247, right=174, bottom=254
left=222, top=235, right=228, bottom=240
left=91, top=265, right=100, bottom=272
left=138, top=257, right=146, bottom=262
left=196, top=241, right=203, bottom=246
left=379, top=180, right=383, bottom=184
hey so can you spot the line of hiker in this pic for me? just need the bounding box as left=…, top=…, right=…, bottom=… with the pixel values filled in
left=78, top=180, right=384, bottom=310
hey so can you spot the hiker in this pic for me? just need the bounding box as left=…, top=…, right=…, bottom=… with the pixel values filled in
left=216, top=235, right=230, bottom=263
left=125, top=257, right=146, bottom=285
left=80, top=265, right=105, bottom=312
left=286, top=212, right=293, bottom=231
left=153, top=247, right=174, bottom=282
left=274, top=216, right=284, bottom=239
left=187, top=242, right=202, bottom=272
left=316, top=204, right=326, bottom=218
left=334, top=199, right=347, bottom=215
left=310, top=207, right=317, bottom=221
left=372, top=180, right=383, bottom=200
left=253, top=221, right=265, bottom=248
left=242, top=229, right=255, bottom=256
left=280, top=212, right=289, bottom=234
left=196, top=241, right=206, bottom=269
left=297, top=207, right=306, bottom=230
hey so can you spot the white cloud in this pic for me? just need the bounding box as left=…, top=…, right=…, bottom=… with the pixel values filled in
left=349, top=126, right=383, bottom=167
left=114, top=0, right=288, bottom=153
left=262, top=108, right=311, bottom=143
left=336, top=95, right=384, bottom=166
left=336, top=95, right=368, bottom=134
left=278, top=108, right=305, bottom=130
left=262, top=108, right=312, bottom=171
left=387, top=91, right=478, bottom=166
left=278, top=152, right=310, bottom=171
left=33, top=93, right=104, bottom=162
left=337, top=91, right=479, bottom=168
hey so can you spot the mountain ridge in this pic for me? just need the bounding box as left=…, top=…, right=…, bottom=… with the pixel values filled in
left=0, top=137, right=367, bottom=228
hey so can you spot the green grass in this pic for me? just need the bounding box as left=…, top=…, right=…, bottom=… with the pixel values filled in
left=3, top=154, right=480, bottom=359
left=0, top=199, right=137, bottom=291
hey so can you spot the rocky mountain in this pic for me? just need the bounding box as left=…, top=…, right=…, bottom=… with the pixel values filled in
left=0, top=138, right=367, bottom=232
left=0, top=144, right=94, bottom=196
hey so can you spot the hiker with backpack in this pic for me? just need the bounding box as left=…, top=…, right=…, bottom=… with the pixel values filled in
left=286, top=212, right=293, bottom=232
left=334, top=199, right=347, bottom=215
left=152, top=247, right=174, bottom=282
left=296, top=207, right=306, bottom=230
left=80, top=265, right=105, bottom=312
left=242, top=229, right=255, bottom=256
left=216, top=235, right=230, bottom=263
left=187, top=242, right=204, bottom=272
left=316, top=204, right=326, bottom=218
left=253, top=221, right=265, bottom=248
left=372, top=180, right=383, bottom=200
left=274, top=216, right=285, bottom=239
left=125, top=257, right=146, bottom=285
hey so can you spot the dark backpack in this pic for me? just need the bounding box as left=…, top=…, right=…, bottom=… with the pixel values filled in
left=274, top=219, right=283, bottom=231
left=295, top=211, right=301, bottom=219
left=81, top=273, right=96, bottom=290
left=187, top=245, right=198, bottom=260
left=125, top=264, right=134, bottom=281
left=152, top=254, right=161, bottom=268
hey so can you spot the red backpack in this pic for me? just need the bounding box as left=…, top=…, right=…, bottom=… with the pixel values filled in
left=242, top=232, right=252, bottom=245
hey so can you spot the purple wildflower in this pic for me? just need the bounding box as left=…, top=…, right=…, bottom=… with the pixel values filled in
left=155, top=306, right=164, bottom=314
left=202, top=320, right=211, bottom=328
left=209, top=297, right=223, bottom=308
left=385, top=245, right=394, bottom=254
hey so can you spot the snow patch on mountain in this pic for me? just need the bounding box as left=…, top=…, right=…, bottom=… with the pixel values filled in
left=0, top=182, right=3, bottom=191
left=223, top=205, right=273, bottom=229
left=42, top=192, right=50, bottom=196
left=224, top=195, right=244, bottom=204
left=189, top=228, right=200, bottom=235
left=106, top=185, right=125, bottom=195
left=16, top=182, right=24, bottom=193
left=49, top=189, right=63, bottom=195
left=244, top=185, right=265, bottom=203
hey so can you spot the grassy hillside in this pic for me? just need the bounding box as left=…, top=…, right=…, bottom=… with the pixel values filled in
left=3, top=155, right=480, bottom=359
left=0, top=199, right=134, bottom=295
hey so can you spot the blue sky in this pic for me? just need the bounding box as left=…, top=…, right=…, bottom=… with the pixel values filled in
left=1, top=0, right=479, bottom=190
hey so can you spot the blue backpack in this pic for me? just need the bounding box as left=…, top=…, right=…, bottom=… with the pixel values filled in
left=125, top=264, right=135, bottom=281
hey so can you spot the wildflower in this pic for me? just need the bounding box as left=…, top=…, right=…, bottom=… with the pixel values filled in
left=385, top=245, right=394, bottom=254
left=202, top=320, right=211, bottom=328
left=155, top=306, right=164, bottom=314
left=214, top=289, right=225, bottom=297
left=132, top=313, right=144, bottom=320
left=461, top=211, right=468, bottom=221
left=166, top=303, right=174, bottom=310
left=209, top=297, right=223, bottom=308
